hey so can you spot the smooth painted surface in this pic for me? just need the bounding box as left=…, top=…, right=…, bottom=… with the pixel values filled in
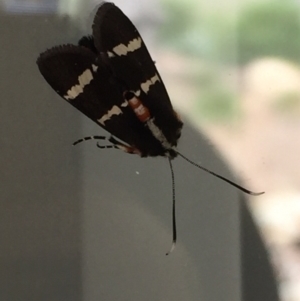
left=0, top=6, right=277, bottom=301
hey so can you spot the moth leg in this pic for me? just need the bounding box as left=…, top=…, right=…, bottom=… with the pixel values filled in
left=73, top=135, right=106, bottom=146
left=73, top=134, right=141, bottom=155
left=96, top=143, right=117, bottom=150
left=97, top=135, right=141, bottom=155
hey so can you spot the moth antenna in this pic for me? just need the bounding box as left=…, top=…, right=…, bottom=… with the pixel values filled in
left=176, top=151, right=264, bottom=196
left=166, top=158, right=177, bottom=255
left=73, top=135, right=107, bottom=146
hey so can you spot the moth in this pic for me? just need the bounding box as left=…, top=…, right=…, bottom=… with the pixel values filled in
left=37, top=1, right=264, bottom=254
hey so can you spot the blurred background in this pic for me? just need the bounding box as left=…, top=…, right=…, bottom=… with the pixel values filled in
left=1, top=0, right=299, bottom=300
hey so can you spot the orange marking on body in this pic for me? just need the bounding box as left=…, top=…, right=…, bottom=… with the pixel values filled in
left=128, top=96, right=150, bottom=122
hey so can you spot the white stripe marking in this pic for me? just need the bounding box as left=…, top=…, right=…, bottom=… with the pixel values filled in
left=121, top=101, right=128, bottom=107
left=146, top=118, right=172, bottom=149
left=107, top=51, right=115, bottom=57
left=97, top=105, right=122, bottom=125
left=92, top=64, right=98, bottom=72
left=112, top=37, right=142, bottom=56
left=141, top=74, right=160, bottom=94
left=64, top=69, right=93, bottom=100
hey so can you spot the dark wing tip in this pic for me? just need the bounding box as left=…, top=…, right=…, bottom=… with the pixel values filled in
left=96, top=1, right=115, bottom=12
left=37, top=44, right=75, bottom=65
left=36, top=43, right=98, bottom=98
left=93, top=1, right=117, bottom=28
left=37, top=44, right=96, bottom=66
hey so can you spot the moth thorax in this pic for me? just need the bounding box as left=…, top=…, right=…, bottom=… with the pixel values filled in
left=125, top=91, right=150, bottom=122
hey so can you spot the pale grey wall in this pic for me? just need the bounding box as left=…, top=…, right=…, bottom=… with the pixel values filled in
left=0, top=8, right=278, bottom=301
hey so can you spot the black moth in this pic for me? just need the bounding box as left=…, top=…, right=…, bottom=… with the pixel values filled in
left=37, top=1, right=264, bottom=255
